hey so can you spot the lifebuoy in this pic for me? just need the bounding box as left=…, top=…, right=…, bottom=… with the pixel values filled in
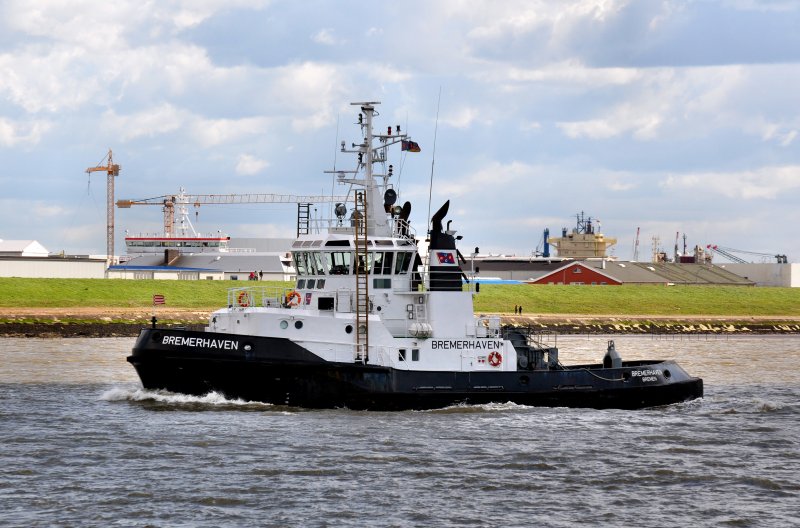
left=488, top=351, right=502, bottom=367
left=286, top=291, right=302, bottom=307
left=237, top=291, right=250, bottom=307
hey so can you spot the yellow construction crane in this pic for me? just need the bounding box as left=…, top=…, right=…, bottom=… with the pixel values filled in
left=86, top=149, right=121, bottom=266
left=117, top=188, right=349, bottom=238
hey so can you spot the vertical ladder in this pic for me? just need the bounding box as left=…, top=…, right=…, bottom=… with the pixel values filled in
left=297, top=202, right=311, bottom=237
left=353, top=190, right=369, bottom=362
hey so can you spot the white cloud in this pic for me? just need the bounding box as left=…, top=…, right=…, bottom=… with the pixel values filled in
left=503, top=61, right=640, bottom=86
left=191, top=116, right=272, bottom=147
left=437, top=161, right=535, bottom=197
left=311, top=28, right=340, bottom=46
left=102, top=104, right=186, bottom=141
left=269, top=62, right=347, bottom=131
left=100, top=104, right=273, bottom=146
left=231, top=222, right=294, bottom=238
left=757, top=120, right=799, bottom=147
left=235, top=154, right=269, bottom=175
left=558, top=105, right=663, bottom=140
left=721, top=0, right=799, bottom=12
left=4, top=0, right=270, bottom=44
left=661, top=166, right=800, bottom=200
left=0, top=117, right=52, bottom=146
left=31, top=204, right=70, bottom=218
left=606, top=179, right=637, bottom=192
left=555, top=65, right=748, bottom=141
left=442, top=107, right=482, bottom=129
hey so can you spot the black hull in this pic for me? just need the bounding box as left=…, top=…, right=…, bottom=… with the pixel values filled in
left=128, top=328, right=703, bottom=411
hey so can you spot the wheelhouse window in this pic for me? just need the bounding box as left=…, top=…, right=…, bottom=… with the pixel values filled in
left=326, top=251, right=352, bottom=275
left=394, top=252, right=413, bottom=274
left=295, top=251, right=327, bottom=276
left=293, top=253, right=307, bottom=275
left=373, top=278, right=391, bottom=289
left=373, top=252, right=394, bottom=275
left=309, top=252, right=326, bottom=275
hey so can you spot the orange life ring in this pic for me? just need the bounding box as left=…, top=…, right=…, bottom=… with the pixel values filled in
left=286, top=291, right=302, bottom=307
left=237, top=291, right=250, bottom=307
left=488, top=351, right=502, bottom=367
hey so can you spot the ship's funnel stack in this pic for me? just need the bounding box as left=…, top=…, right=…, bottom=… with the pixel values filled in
left=427, top=200, right=465, bottom=291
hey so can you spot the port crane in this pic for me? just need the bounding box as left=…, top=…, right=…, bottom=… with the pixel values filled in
left=85, top=149, right=121, bottom=266
left=706, top=245, right=788, bottom=264
left=117, top=188, right=348, bottom=238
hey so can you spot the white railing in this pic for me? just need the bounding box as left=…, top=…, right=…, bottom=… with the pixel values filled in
left=227, top=286, right=296, bottom=308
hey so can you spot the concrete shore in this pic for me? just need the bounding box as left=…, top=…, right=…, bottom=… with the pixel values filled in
left=1, top=308, right=799, bottom=337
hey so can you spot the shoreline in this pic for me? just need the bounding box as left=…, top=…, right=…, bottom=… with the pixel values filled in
left=1, top=308, right=799, bottom=337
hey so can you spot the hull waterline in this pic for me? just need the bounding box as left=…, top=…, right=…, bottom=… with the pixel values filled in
left=128, top=328, right=703, bottom=411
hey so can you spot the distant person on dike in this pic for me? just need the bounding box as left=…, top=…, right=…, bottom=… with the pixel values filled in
left=514, top=304, right=518, bottom=314
left=519, top=305, right=523, bottom=315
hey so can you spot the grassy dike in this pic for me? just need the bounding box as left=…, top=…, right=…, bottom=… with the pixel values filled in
left=1, top=277, right=800, bottom=336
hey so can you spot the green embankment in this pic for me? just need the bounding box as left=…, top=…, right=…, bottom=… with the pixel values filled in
left=1, top=278, right=798, bottom=318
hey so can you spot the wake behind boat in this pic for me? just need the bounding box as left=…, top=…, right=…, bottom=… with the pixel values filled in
left=127, top=101, right=703, bottom=410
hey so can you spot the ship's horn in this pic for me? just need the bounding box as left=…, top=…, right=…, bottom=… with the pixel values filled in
left=431, top=200, right=450, bottom=233
left=399, top=201, right=411, bottom=221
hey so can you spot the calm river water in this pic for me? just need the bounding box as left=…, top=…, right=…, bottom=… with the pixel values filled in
left=1, top=335, right=798, bottom=527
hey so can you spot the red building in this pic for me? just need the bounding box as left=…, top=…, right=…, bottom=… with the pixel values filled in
left=527, top=262, right=622, bottom=286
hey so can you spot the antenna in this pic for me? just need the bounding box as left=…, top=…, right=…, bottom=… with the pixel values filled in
left=426, top=86, right=442, bottom=236
left=329, top=113, right=340, bottom=220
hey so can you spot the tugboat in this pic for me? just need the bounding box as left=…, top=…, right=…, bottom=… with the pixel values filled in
left=127, top=101, right=703, bottom=410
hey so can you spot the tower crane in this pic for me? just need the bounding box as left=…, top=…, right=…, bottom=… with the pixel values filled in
left=117, top=188, right=349, bottom=238
left=85, top=149, right=121, bottom=266
left=706, top=245, right=788, bottom=264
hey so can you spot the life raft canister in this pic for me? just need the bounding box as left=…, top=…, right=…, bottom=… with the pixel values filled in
left=237, top=291, right=250, bottom=307
left=488, top=351, right=502, bottom=367
left=286, top=291, right=302, bottom=306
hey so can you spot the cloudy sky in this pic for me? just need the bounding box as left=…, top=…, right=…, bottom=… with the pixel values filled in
left=1, top=0, right=799, bottom=263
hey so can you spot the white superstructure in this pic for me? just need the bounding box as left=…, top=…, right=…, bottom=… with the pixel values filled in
left=206, top=102, right=527, bottom=372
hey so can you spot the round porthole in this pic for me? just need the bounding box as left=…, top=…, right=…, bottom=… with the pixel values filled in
left=345, top=324, right=353, bottom=334
left=294, top=321, right=303, bottom=329
left=376, top=306, right=382, bottom=312
left=663, top=369, right=671, bottom=379
left=279, top=320, right=289, bottom=329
